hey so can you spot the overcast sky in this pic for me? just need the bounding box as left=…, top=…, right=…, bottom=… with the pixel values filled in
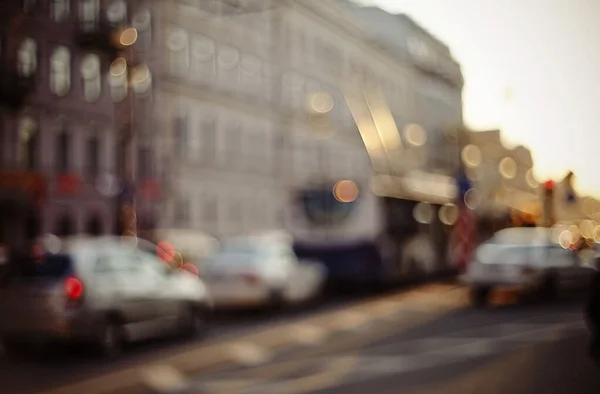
left=357, top=0, right=600, bottom=195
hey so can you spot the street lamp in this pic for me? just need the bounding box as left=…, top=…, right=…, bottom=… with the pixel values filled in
left=108, top=28, right=153, bottom=237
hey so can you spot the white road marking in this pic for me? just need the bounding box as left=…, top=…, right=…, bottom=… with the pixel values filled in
left=138, top=364, right=189, bottom=393
left=336, top=311, right=370, bottom=331
left=228, top=342, right=272, bottom=367
left=290, top=324, right=328, bottom=346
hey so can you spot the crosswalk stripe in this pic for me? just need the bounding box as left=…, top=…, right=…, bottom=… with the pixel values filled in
left=138, top=364, right=189, bottom=393
left=228, top=342, right=272, bottom=367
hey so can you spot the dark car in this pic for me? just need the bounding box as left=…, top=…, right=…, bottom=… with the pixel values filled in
left=586, top=257, right=600, bottom=366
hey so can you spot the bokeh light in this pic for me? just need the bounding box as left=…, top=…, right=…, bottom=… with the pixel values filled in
left=404, top=124, right=427, bottom=147
left=499, top=157, right=517, bottom=179
left=461, top=144, right=482, bottom=168
left=333, top=180, right=359, bottom=203
left=157, top=241, right=176, bottom=263
left=413, top=202, right=434, bottom=224
left=439, top=203, right=459, bottom=225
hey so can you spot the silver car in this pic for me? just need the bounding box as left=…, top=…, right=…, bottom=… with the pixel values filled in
left=0, top=237, right=212, bottom=358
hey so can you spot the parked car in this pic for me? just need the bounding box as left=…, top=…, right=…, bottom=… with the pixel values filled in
left=461, top=227, right=595, bottom=306
left=0, top=236, right=212, bottom=358
left=202, top=232, right=326, bottom=310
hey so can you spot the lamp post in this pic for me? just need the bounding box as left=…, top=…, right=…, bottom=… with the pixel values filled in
left=108, top=28, right=152, bottom=237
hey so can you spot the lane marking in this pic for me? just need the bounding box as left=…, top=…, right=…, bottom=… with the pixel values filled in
left=228, top=342, right=271, bottom=367
left=139, top=364, right=189, bottom=393
left=289, top=324, right=328, bottom=346
left=41, top=282, right=465, bottom=394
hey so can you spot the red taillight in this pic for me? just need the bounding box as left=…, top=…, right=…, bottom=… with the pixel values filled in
left=65, top=277, right=83, bottom=300
left=241, top=273, right=260, bottom=285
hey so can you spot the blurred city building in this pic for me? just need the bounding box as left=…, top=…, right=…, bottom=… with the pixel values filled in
left=0, top=1, right=129, bottom=247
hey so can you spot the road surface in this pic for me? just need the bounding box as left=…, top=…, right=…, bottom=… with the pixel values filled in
left=2, top=284, right=598, bottom=394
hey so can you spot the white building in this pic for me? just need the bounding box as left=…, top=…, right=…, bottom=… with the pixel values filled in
left=145, top=0, right=463, bottom=239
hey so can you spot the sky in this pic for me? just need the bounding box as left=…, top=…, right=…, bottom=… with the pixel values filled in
left=358, top=0, right=600, bottom=196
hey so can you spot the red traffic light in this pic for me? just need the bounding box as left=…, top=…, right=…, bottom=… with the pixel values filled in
left=544, top=180, right=554, bottom=190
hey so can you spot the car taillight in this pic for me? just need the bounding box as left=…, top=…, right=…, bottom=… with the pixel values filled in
left=241, top=273, right=260, bottom=285
left=65, top=276, right=84, bottom=302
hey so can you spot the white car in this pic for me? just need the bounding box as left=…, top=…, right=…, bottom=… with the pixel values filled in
left=201, top=232, right=326, bottom=309
left=461, top=227, right=595, bottom=306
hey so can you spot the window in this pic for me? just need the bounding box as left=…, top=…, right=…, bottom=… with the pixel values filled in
left=240, top=54, right=262, bottom=96
left=106, top=0, right=127, bottom=26
left=109, top=57, right=127, bottom=102
left=167, top=29, right=189, bottom=76
left=173, top=111, right=188, bottom=158
left=19, top=116, right=37, bottom=170
left=51, top=0, right=70, bottom=21
left=199, top=117, right=216, bottom=161
left=56, top=214, right=75, bottom=237
left=137, top=146, right=152, bottom=179
left=50, top=46, right=70, bottom=97
left=56, top=131, right=70, bottom=173
left=132, top=9, right=152, bottom=51
left=81, top=54, right=101, bottom=102
left=201, top=193, right=218, bottom=224
left=86, top=135, right=99, bottom=178
left=80, top=0, right=99, bottom=32
left=217, top=45, right=240, bottom=88
left=174, top=198, right=190, bottom=227
left=86, top=214, right=102, bottom=236
left=17, top=38, right=37, bottom=77
left=191, top=35, right=216, bottom=81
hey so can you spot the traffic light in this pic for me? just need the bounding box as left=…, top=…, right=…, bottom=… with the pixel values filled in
left=544, top=180, right=554, bottom=197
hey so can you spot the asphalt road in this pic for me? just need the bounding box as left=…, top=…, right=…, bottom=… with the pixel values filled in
left=4, top=285, right=597, bottom=394
left=186, top=296, right=600, bottom=394
left=0, top=288, right=395, bottom=394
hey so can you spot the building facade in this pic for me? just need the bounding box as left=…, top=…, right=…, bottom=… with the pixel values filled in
left=147, top=0, right=464, bottom=240
left=0, top=0, right=140, bottom=246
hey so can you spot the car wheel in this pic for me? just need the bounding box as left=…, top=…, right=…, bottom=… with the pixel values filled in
left=96, top=319, right=124, bottom=359
left=266, top=289, right=286, bottom=313
left=470, top=286, right=490, bottom=307
left=183, top=306, right=209, bottom=339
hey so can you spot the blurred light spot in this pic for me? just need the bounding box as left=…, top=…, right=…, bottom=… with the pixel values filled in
left=181, top=263, right=199, bottom=278
left=131, top=64, right=152, bottom=95
left=172, top=253, right=183, bottom=270
left=31, top=243, right=44, bottom=263
left=110, top=57, right=127, bottom=77
left=551, top=224, right=567, bottom=243
left=464, top=188, right=481, bottom=210
left=119, top=27, right=138, bottom=46
left=499, top=157, right=517, bottom=179
left=333, top=180, right=359, bottom=203
left=559, top=230, right=573, bottom=249
left=581, top=220, right=594, bottom=239
left=404, top=124, right=427, bottom=147
left=525, top=169, right=539, bottom=188
left=461, top=144, right=482, bottom=168
left=568, top=225, right=581, bottom=242
left=308, top=92, right=334, bottom=114
left=157, top=241, right=175, bottom=263
left=594, top=226, right=600, bottom=243
left=439, top=203, right=459, bottom=225
left=43, top=233, right=61, bottom=254
left=413, top=202, right=433, bottom=224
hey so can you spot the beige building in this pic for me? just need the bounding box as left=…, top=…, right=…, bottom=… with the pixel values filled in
left=461, top=129, right=540, bottom=218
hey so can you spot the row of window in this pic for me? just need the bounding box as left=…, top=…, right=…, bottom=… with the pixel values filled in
left=173, top=193, right=276, bottom=231
left=17, top=39, right=152, bottom=102
left=169, top=112, right=366, bottom=177
left=25, top=0, right=150, bottom=33
left=18, top=116, right=103, bottom=177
